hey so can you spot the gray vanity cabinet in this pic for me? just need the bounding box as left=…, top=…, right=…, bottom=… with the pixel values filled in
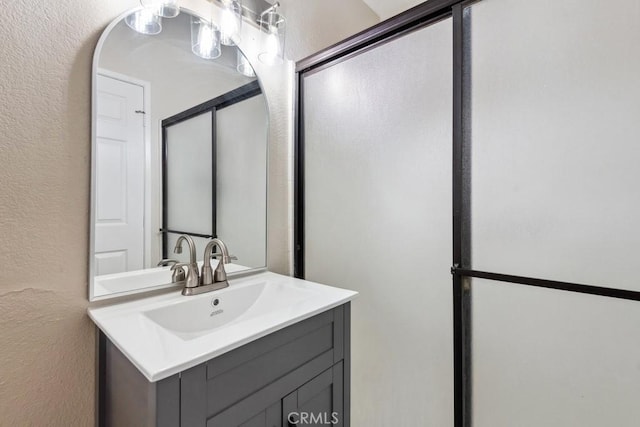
left=100, top=303, right=350, bottom=427
left=282, top=362, right=344, bottom=427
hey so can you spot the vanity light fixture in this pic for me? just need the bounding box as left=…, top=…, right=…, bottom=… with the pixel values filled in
left=191, top=17, right=222, bottom=60
left=125, top=7, right=162, bottom=35
left=237, top=50, right=256, bottom=77
left=140, top=0, right=180, bottom=18
left=126, top=0, right=262, bottom=72
left=126, top=1, right=179, bottom=35
left=220, top=0, right=242, bottom=46
left=257, top=2, right=286, bottom=65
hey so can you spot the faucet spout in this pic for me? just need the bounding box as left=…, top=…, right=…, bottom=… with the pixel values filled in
left=174, top=235, right=197, bottom=266
left=201, top=238, right=231, bottom=286
left=173, top=235, right=199, bottom=288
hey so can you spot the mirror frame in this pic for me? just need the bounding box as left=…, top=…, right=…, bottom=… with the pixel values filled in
left=89, top=6, right=269, bottom=301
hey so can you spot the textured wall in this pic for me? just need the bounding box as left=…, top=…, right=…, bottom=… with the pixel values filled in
left=360, top=0, right=423, bottom=21
left=0, top=1, right=136, bottom=424
left=0, top=0, right=377, bottom=425
left=279, top=0, right=380, bottom=61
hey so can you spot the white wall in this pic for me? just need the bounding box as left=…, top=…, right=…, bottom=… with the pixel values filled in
left=279, top=0, right=380, bottom=61
left=360, top=0, right=422, bottom=20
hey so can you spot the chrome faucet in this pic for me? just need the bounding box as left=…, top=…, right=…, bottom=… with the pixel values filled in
left=180, top=238, right=235, bottom=296
left=201, top=238, right=232, bottom=286
left=173, top=235, right=236, bottom=296
left=174, top=235, right=200, bottom=291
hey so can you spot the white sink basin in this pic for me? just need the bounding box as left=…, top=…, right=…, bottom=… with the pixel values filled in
left=142, top=280, right=318, bottom=340
left=88, top=271, right=357, bottom=381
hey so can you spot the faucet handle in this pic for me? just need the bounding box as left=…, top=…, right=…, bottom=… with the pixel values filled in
left=172, top=262, right=199, bottom=288
left=157, top=258, right=179, bottom=267
left=170, top=262, right=188, bottom=283
left=181, top=263, right=200, bottom=288
left=210, top=253, right=238, bottom=263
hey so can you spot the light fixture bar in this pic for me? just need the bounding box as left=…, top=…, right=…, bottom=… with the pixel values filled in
left=208, top=0, right=270, bottom=28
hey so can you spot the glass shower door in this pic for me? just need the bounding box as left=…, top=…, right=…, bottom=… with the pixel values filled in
left=302, top=17, right=454, bottom=426
left=464, top=0, right=640, bottom=425
left=164, top=111, right=213, bottom=259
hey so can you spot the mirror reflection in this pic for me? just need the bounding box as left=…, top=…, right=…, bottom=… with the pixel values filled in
left=90, top=7, right=268, bottom=300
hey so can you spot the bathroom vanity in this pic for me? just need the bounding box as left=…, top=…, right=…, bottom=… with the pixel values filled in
left=89, top=271, right=356, bottom=427
left=87, top=5, right=356, bottom=426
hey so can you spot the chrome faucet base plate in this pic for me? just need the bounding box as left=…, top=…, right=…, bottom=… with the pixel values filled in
left=181, top=281, right=229, bottom=296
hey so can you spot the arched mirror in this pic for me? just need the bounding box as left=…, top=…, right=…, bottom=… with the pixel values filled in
left=90, top=6, right=268, bottom=301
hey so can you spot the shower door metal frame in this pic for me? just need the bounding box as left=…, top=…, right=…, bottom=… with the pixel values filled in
left=160, top=80, right=262, bottom=258
left=294, top=1, right=640, bottom=426
left=295, top=2, right=469, bottom=424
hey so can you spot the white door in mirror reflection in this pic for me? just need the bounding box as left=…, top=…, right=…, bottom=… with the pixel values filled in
left=94, top=74, right=145, bottom=275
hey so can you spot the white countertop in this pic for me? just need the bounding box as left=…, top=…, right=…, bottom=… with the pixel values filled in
left=88, top=271, right=357, bottom=382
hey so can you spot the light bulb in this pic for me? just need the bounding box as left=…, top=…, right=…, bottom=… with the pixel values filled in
left=237, top=50, right=255, bottom=77
left=198, top=24, right=215, bottom=57
left=220, top=0, right=241, bottom=46
left=140, top=0, right=180, bottom=18
left=259, top=32, right=279, bottom=65
left=191, top=17, right=221, bottom=59
left=139, top=9, right=156, bottom=32
left=258, top=6, right=285, bottom=65
left=125, top=7, right=162, bottom=35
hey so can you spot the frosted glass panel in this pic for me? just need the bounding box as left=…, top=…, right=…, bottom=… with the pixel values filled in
left=216, top=95, right=267, bottom=268
left=472, top=278, right=640, bottom=427
left=304, top=19, right=453, bottom=426
left=468, top=0, right=640, bottom=290
left=166, top=112, right=213, bottom=234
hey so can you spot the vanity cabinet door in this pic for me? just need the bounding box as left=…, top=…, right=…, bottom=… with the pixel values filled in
left=240, top=402, right=281, bottom=427
left=282, top=362, right=345, bottom=427
left=207, top=399, right=281, bottom=427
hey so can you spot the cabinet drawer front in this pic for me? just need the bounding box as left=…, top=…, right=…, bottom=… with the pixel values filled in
left=207, top=351, right=335, bottom=427
left=208, top=323, right=334, bottom=415
left=180, top=305, right=347, bottom=424
left=206, top=309, right=335, bottom=380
